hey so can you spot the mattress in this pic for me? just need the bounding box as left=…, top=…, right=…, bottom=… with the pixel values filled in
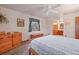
left=29, top=35, right=79, bottom=55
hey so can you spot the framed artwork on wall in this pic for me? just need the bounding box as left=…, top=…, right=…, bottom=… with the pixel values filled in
left=17, top=18, right=25, bottom=27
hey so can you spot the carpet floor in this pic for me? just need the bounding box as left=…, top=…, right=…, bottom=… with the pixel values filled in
left=2, top=41, right=30, bottom=55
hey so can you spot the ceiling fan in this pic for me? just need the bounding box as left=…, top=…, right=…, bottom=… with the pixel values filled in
left=41, top=4, right=61, bottom=20
left=42, top=4, right=61, bottom=15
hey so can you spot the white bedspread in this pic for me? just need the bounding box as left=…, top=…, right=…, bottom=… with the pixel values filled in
left=29, top=35, right=79, bottom=55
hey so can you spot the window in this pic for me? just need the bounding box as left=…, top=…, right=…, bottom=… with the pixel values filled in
left=29, top=18, right=40, bottom=32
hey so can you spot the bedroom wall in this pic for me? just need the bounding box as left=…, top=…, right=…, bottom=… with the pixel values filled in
left=64, top=12, right=79, bottom=38
left=45, top=18, right=57, bottom=35
left=45, top=19, right=53, bottom=35
left=0, top=6, right=47, bottom=41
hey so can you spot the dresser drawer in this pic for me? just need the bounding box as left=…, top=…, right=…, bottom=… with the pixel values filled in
left=0, top=41, right=12, bottom=54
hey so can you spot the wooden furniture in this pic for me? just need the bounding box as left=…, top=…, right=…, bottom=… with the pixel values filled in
left=53, top=23, right=58, bottom=35
left=53, top=30, right=63, bottom=35
left=57, top=30, right=63, bottom=35
left=12, top=32, right=22, bottom=48
left=75, top=17, right=79, bottom=39
left=0, top=32, right=12, bottom=54
left=29, top=48, right=39, bottom=55
left=0, top=32, right=22, bottom=54
left=53, top=30, right=58, bottom=35
left=53, top=23, right=63, bottom=35
left=29, top=31, right=44, bottom=39
left=30, top=34, right=44, bottom=39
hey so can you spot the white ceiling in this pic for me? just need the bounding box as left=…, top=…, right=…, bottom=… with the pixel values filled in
left=0, top=4, right=79, bottom=20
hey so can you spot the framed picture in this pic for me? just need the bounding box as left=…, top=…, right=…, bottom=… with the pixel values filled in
left=17, top=18, right=25, bottom=27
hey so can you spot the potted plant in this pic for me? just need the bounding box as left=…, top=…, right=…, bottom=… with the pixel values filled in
left=0, top=14, right=8, bottom=23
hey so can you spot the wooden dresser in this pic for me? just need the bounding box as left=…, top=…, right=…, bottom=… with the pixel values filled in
left=53, top=30, right=63, bottom=35
left=57, top=30, right=63, bottom=35
left=12, top=32, right=22, bottom=48
left=0, top=32, right=22, bottom=54
left=53, top=23, right=63, bottom=36
left=0, top=32, right=12, bottom=54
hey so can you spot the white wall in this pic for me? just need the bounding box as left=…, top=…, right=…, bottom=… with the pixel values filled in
left=0, top=6, right=47, bottom=41
left=45, top=19, right=52, bottom=35
left=45, top=18, right=57, bottom=35
left=64, top=12, right=79, bottom=38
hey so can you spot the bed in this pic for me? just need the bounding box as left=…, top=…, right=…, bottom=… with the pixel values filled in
left=28, top=35, right=79, bottom=55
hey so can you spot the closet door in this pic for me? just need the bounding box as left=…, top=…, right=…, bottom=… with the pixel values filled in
left=75, top=17, right=79, bottom=39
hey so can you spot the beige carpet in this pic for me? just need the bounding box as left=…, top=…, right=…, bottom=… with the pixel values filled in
left=2, top=41, right=30, bottom=55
